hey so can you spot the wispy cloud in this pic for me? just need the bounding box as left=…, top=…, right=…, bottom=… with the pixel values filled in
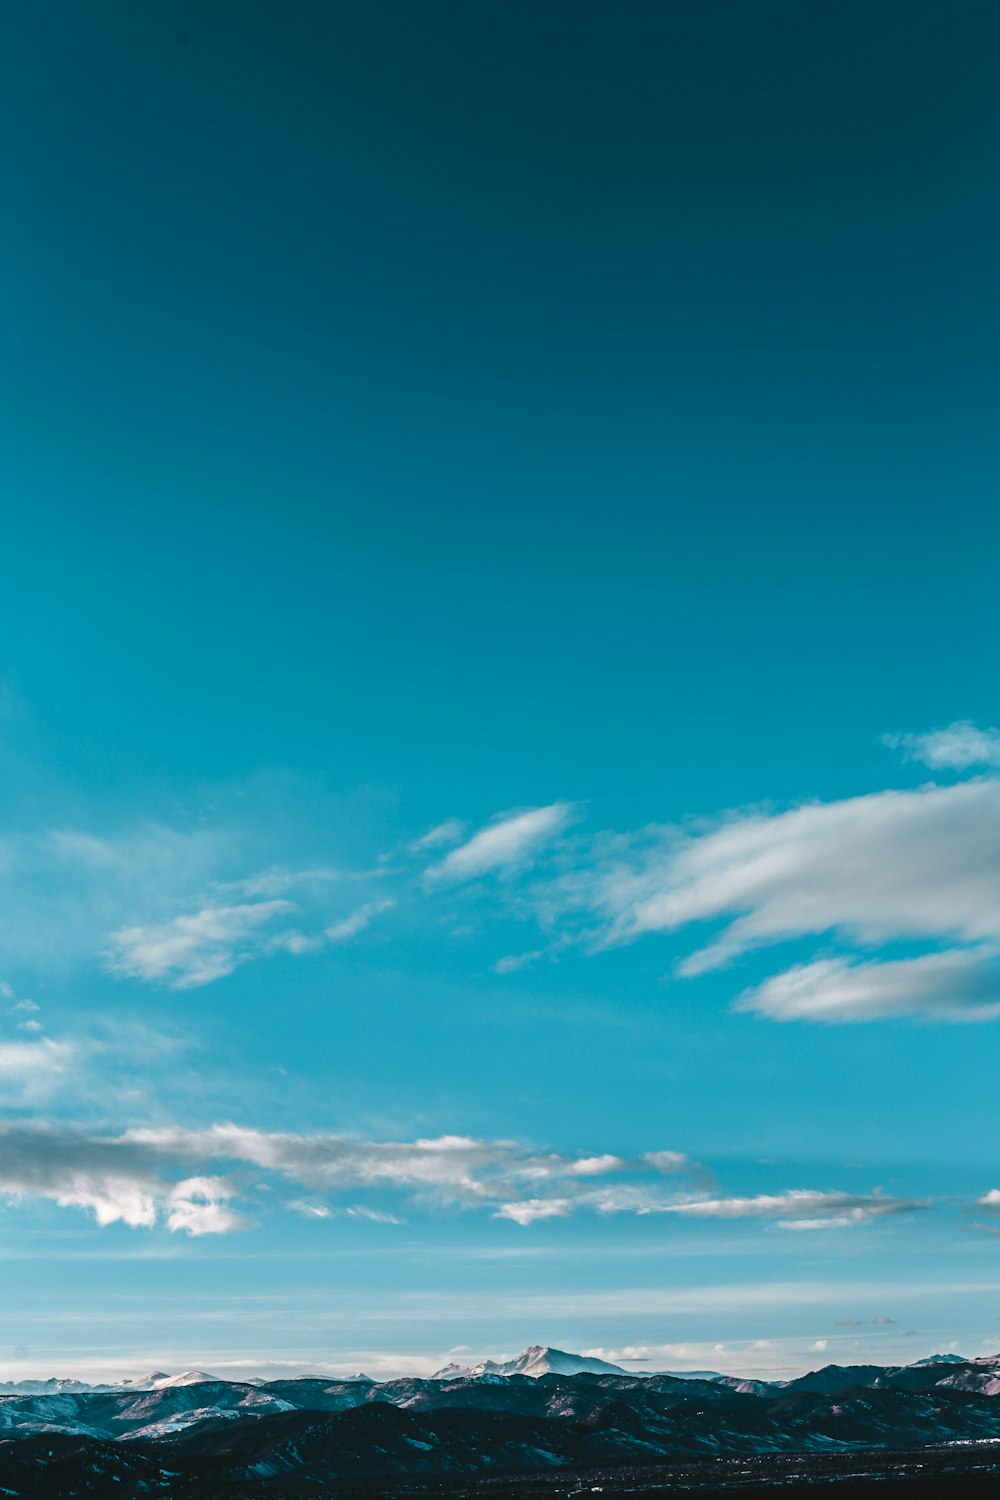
left=597, top=781, right=1000, bottom=969
left=645, top=1150, right=694, bottom=1174
left=219, top=866, right=342, bottom=898
left=481, top=767, right=1000, bottom=1023
left=884, top=720, right=1000, bottom=771
left=11, top=731, right=1000, bottom=1021
left=0, top=1038, right=73, bottom=1104
left=123, top=1125, right=658, bottom=1213
left=105, top=889, right=395, bottom=989
left=0, top=1121, right=929, bottom=1238
left=493, top=948, right=547, bottom=975
left=345, top=1205, right=404, bottom=1225
left=661, top=1190, right=924, bottom=1228
left=408, top=819, right=468, bottom=854
left=326, top=899, right=395, bottom=942
left=736, top=948, right=1000, bottom=1024
left=106, top=900, right=297, bottom=988
left=288, top=1199, right=332, bottom=1219
left=425, top=804, right=574, bottom=884
left=0, top=808, right=393, bottom=990
left=495, top=1199, right=571, bottom=1225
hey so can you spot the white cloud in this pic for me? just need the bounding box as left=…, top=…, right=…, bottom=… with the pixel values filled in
left=0, top=1038, right=71, bottom=1080
left=55, top=1178, right=159, bottom=1229
left=14, top=733, right=1000, bottom=1026
left=0, top=1121, right=712, bottom=1233
left=567, top=1154, right=627, bottom=1176
left=409, top=819, right=468, bottom=853
left=0, top=1122, right=899, bottom=1234
left=125, top=1127, right=920, bottom=1231
left=600, top=780, right=1000, bottom=971
left=0, top=823, right=231, bottom=975
left=0, top=811, right=394, bottom=989
left=289, top=1200, right=331, bottom=1219
left=775, top=1218, right=862, bottom=1231
left=495, top=1198, right=571, bottom=1225
left=497, top=776, right=1000, bottom=1024
left=0, top=1038, right=73, bottom=1104
left=885, top=721, right=1000, bottom=771
left=736, top=948, right=1000, bottom=1024
left=493, top=949, right=546, bottom=974
left=644, top=1150, right=693, bottom=1174
left=224, top=866, right=341, bottom=897
left=126, top=1125, right=622, bottom=1209
left=809, top=1339, right=829, bottom=1353
left=165, top=1177, right=249, bottom=1236
left=426, top=804, right=574, bottom=884
left=662, top=1191, right=922, bottom=1225
left=574, top=1183, right=689, bottom=1215
left=0, top=1127, right=245, bottom=1235
left=251, top=1134, right=675, bottom=1221
left=104, top=875, right=395, bottom=987
left=345, top=1205, right=404, bottom=1224
left=0, top=1127, right=160, bottom=1228
left=976, top=1189, right=1000, bottom=1210
left=326, top=899, right=394, bottom=942
left=106, top=900, right=296, bottom=988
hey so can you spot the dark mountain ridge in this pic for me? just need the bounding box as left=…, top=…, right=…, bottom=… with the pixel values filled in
left=3, top=1352, right=1000, bottom=1496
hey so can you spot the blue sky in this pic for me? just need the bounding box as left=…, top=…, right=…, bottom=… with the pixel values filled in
left=2, top=0, right=1000, bottom=1381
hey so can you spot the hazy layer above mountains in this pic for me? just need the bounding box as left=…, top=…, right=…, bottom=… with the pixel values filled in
left=2, top=1345, right=1000, bottom=1490
left=0, top=1344, right=988, bottom=1399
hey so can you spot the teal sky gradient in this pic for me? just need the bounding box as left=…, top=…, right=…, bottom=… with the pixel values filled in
left=1, top=0, right=1000, bottom=1380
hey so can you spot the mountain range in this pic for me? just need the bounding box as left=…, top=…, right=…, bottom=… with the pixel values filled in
left=5, top=1346, right=1000, bottom=1496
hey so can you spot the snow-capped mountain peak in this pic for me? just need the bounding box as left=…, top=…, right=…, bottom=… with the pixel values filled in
left=146, top=1369, right=217, bottom=1388
left=432, top=1344, right=629, bottom=1380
